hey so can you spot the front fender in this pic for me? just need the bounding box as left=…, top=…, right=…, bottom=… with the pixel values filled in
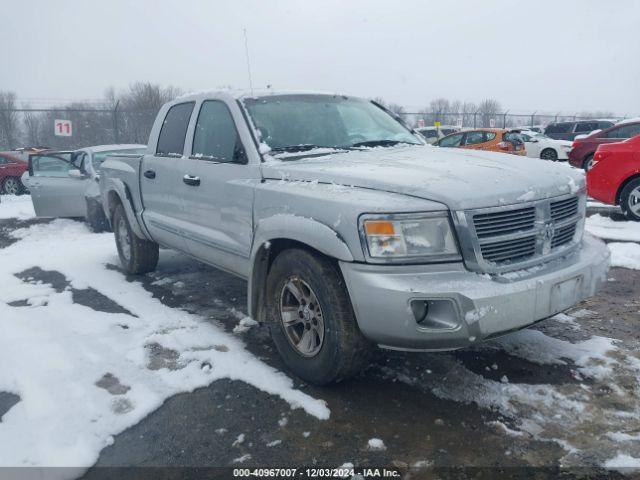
left=248, top=214, right=355, bottom=321
left=101, top=178, right=147, bottom=240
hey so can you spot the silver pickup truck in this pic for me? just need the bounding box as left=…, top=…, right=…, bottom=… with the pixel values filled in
left=100, top=91, right=610, bottom=385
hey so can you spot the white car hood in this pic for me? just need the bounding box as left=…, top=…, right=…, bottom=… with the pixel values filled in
left=261, top=145, right=585, bottom=211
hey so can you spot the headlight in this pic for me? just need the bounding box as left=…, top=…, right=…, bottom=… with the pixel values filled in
left=360, top=213, right=460, bottom=263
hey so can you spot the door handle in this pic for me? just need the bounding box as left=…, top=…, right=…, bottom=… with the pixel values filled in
left=183, top=175, right=200, bottom=186
left=143, top=169, right=156, bottom=179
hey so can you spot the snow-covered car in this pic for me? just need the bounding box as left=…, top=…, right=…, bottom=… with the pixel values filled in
left=99, top=91, right=610, bottom=385
left=520, top=130, right=573, bottom=161
left=22, top=144, right=146, bottom=231
left=516, top=125, right=545, bottom=134
left=416, top=125, right=461, bottom=144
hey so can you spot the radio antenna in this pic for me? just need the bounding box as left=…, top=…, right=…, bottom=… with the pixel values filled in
left=243, top=28, right=254, bottom=95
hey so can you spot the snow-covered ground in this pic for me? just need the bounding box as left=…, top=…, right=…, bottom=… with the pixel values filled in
left=0, top=195, right=35, bottom=220
left=586, top=214, right=640, bottom=269
left=0, top=200, right=329, bottom=477
left=1, top=194, right=639, bottom=472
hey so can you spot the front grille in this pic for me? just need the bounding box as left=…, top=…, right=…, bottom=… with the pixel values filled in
left=551, top=197, right=578, bottom=222
left=480, top=236, right=537, bottom=263
left=457, top=193, right=585, bottom=274
left=473, top=207, right=536, bottom=239
left=552, top=223, right=576, bottom=248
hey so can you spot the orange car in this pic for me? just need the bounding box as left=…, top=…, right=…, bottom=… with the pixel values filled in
left=435, top=128, right=526, bottom=155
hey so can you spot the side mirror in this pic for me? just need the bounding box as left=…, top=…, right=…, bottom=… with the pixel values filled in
left=68, top=169, right=85, bottom=179
left=529, top=138, right=539, bottom=143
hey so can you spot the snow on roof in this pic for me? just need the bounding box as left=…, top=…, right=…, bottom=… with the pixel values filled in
left=82, top=144, right=147, bottom=153
left=616, top=117, right=640, bottom=125
left=175, top=88, right=356, bottom=102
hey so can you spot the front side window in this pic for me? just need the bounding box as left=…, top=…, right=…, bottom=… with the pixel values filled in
left=438, top=133, right=463, bottom=147
left=156, top=102, right=195, bottom=156
left=30, top=153, right=74, bottom=177
left=546, top=123, right=572, bottom=134
left=0, top=156, right=7, bottom=165
left=244, top=95, right=420, bottom=154
left=604, top=124, right=640, bottom=139
left=192, top=101, right=246, bottom=163
left=574, top=122, right=598, bottom=133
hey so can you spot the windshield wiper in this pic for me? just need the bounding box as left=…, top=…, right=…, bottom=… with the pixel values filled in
left=270, top=144, right=344, bottom=153
left=350, top=140, right=417, bottom=148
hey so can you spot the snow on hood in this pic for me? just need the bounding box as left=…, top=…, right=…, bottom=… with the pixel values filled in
left=261, top=145, right=585, bottom=210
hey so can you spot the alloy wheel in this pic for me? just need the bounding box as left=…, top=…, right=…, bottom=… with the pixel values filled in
left=279, top=276, right=325, bottom=357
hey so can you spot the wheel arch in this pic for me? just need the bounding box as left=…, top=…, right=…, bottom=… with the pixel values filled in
left=103, top=181, right=147, bottom=239
left=248, top=216, right=355, bottom=322
left=616, top=173, right=640, bottom=205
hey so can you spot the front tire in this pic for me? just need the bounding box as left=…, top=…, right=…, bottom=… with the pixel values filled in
left=540, top=148, right=558, bottom=161
left=113, top=203, right=159, bottom=274
left=2, top=177, right=25, bottom=195
left=620, top=178, right=640, bottom=221
left=266, top=248, right=373, bottom=385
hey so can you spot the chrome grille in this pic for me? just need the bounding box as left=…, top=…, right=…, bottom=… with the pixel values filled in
left=480, top=236, right=537, bottom=263
left=455, top=193, right=585, bottom=274
left=551, top=223, right=576, bottom=248
left=551, top=197, right=578, bottom=222
left=473, top=207, right=536, bottom=239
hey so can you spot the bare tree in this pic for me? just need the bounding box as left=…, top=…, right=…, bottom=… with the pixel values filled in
left=115, top=82, right=182, bottom=144
left=0, top=91, right=19, bottom=149
left=477, top=99, right=502, bottom=127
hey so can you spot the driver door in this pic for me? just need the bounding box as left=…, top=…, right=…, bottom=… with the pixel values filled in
left=28, top=151, right=89, bottom=218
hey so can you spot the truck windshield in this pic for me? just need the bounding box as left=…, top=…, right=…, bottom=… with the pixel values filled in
left=243, top=94, right=421, bottom=155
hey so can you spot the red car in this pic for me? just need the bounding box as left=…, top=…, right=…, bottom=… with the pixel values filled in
left=0, top=152, right=29, bottom=195
left=569, top=120, right=640, bottom=171
left=587, top=135, right=640, bottom=221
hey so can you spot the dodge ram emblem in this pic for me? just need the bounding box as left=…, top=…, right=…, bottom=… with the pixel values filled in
left=542, top=222, right=555, bottom=241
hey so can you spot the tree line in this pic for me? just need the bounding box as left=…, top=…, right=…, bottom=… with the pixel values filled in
left=0, top=86, right=621, bottom=150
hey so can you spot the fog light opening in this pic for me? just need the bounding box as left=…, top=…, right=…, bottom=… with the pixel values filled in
left=410, top=299, right=460, bottom=330
left=411, top=300, right=429, bottom=324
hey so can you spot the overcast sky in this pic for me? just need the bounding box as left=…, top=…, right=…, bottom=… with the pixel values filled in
left=3, top=0, right=639, bottom=114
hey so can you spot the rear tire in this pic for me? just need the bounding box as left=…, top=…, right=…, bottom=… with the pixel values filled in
left=2, top=177, right=25, bottom=195
left=583, top=154, right=594, bottom=171
left=620, top=178, right=640, bottom=222
left=540, top=148, right=558, bottom=161
left=112, top=203, right=159, bottom=274
left=266, top=248, right=373, bottom=385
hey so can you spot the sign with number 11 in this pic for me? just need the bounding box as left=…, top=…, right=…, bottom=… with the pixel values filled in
left=54, top=119, right=73, bottom=137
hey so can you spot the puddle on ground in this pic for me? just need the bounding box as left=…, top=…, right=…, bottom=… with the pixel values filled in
left=146, top=342, right=183, bottom=371
left=95, top=373, right=131, bottom=395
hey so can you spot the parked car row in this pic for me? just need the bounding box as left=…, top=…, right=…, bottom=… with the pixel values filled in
left=587, top=134, right=640, bottom=221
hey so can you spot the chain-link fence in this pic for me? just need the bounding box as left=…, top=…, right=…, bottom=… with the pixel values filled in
left=1, top=105, right=158, bottom=151
left=399, top=111, right=628, bottom=130
left=0, top=105, right=633, bottom=151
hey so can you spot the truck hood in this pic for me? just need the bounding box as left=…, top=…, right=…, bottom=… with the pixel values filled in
left=261, top=145, right=585, bottom=210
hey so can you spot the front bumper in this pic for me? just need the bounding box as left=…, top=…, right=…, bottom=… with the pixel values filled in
left=340, top=233, right=610, bottom=351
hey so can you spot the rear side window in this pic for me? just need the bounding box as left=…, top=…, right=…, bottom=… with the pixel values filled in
left=574, top=122, right=598, bottom=133
left=464, top=131, right=485, bottom=145
left=191, top=101, right=246, bottom=163
left=438, top=133, right=463, bottom=147
left=604, top=124, right=640, bottom=139
left=546, top=123, right=572, bottom=134
left=504, top=132, right=523, bottom=143
left=156, top=102, right=195, bottom=156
